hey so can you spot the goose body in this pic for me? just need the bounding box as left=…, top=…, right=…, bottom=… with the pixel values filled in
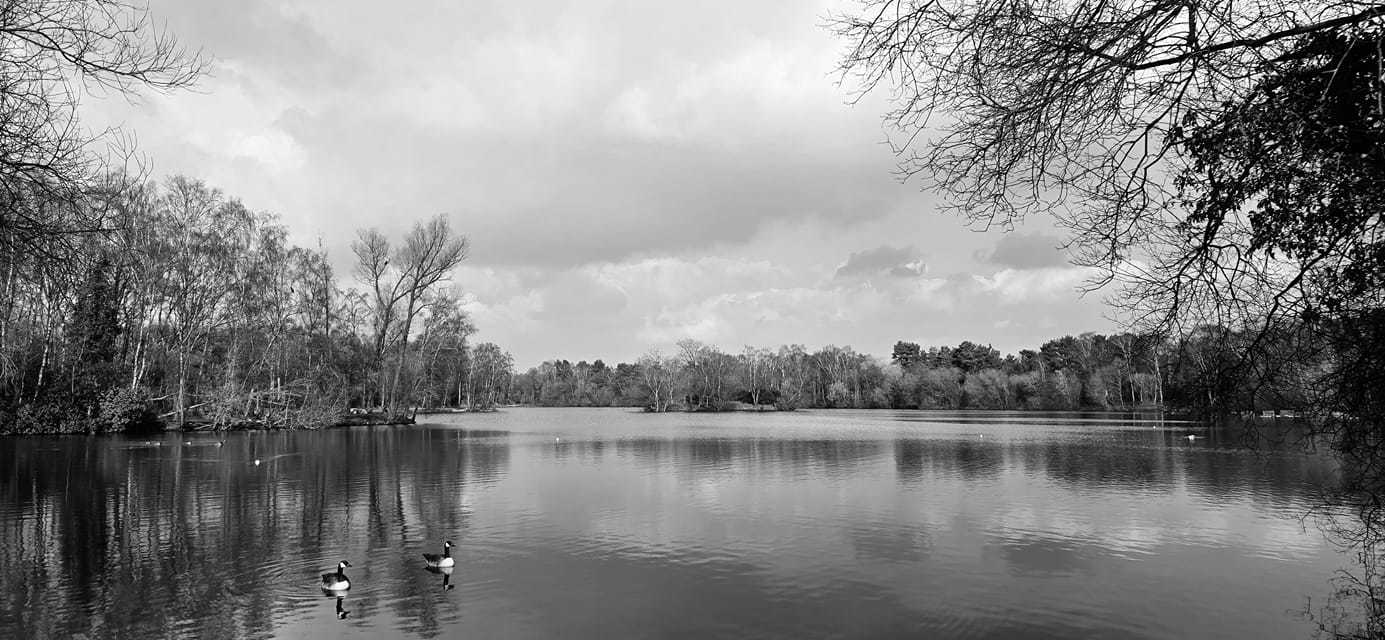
left=423, top=541, right=455, bottom=568
left=321, top=560, right=351, bottom=591
left=430, top=565, right=456, bottom=590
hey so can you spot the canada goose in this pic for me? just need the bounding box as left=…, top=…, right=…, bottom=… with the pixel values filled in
left=423, top=541, right=455, bottom=568
left=321, top=561, right=351, bottom=590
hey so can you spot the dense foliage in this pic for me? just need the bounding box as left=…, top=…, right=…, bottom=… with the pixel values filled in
left=507, top=332, right=1294, bottom=414
left=0, top=177, right=513, bottom=433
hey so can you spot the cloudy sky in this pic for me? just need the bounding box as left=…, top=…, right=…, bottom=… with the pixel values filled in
left=86, top=0, right=1113, bottom=367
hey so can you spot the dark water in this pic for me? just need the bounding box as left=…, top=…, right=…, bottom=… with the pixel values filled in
left=0, top=409, right=1352, bottom=639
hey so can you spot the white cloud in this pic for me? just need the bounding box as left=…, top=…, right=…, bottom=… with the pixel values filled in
left=77, top=0, right=1121, bottom=365
left=227, top=129, right=306, bottom=171
left=456, top=234, right=1110, bottom=366
left=605, top=87, right=669, bottom=140
left=973, top=267, right=1095, bottom=304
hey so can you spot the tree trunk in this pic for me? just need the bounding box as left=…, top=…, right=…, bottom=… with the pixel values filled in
left=130, top=326, right=145, bottom=389
left=1152, top=349, right=1164, bottom=406
left=466, top=353, right=476, bottom=410
left=178, top=349, right=188, bottom=426
left=0, top=259, right=14, bottom=358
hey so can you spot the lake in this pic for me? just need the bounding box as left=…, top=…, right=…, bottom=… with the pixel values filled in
left=0, top=408, right=1355, bottom=639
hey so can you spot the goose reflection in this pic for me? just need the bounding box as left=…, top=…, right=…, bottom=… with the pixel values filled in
left=334, top=596, right=350, bottom=619
left=425, top=565, right=455, bottom=590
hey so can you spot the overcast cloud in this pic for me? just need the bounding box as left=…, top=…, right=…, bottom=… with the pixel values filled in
left=84, top=0, right=1113, bottom=366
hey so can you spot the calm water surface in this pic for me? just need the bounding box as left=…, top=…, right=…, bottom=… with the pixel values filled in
left=0, top=408, right=1351, bottom=639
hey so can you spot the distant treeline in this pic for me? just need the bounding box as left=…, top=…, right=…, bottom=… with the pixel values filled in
left=1, top=176, right=514, bottom=434
left=506, top=330, right=1295, bottom=413
left=0, top=177, right=1311, bottom=434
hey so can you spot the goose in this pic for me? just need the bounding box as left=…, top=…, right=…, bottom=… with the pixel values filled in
left=321, top=560, right=352, bottom=591
left=423, top=541, right=455, bottom=568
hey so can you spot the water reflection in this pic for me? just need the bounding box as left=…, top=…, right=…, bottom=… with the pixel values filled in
left=0, top=427, right=505, bottom=640
left=890, top=431, right=1337, bottom=503
left=0, top=410, right=1357, bottom=639
left=989, top=534, right=1093, bottom=578
left=608, top=437, right=886, bottom=478
left=425, top=566, right=455, bottom=591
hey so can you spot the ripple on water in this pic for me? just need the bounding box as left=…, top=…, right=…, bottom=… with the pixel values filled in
left=0, top=410, right=1347, bottom=640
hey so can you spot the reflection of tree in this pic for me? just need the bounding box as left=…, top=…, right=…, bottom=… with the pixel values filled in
left=613, top=437, right=885, bottom=477
left=991, top=536, right=1092, bottom=578
left=894, top=440, right=925, bottom=483
left=1302, top=497, right=1385, bottom=638
left=891, top=429, right=1333, bottom=504
left=893, top=439, right=1005, bottom=483
left=0, top=427, right=511, bottom=639
left=849, top=524, right=931, bottom=564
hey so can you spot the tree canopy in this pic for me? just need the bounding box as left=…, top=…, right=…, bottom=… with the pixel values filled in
left=834, top=3, right=1385, bottom=628
left=1, top=0, right=205, bottom=254
left=831, top=0, right=1385, bottom=420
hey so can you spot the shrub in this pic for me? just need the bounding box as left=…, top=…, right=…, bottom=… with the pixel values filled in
left=96, top=387, right=160, bottom=434
left=4, top=403, right=83, bottom=435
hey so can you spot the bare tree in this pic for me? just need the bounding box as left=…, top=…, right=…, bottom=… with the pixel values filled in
left=465, top=342, right=511, bottom=410
left=1, top=0, right=205, bottom=237
left=830, top=1, right=1385, bottom=321
left=835, top=5, right=1385, bottom=625
left=741, top=346, right=770, bottom=409
left=637, top=350, right=677, bottom=412
left=831, top=1, right=1385, bottom=407
left=771, top=344, right=810, bottom=410
left=352, top=215, right=468, bottom=411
